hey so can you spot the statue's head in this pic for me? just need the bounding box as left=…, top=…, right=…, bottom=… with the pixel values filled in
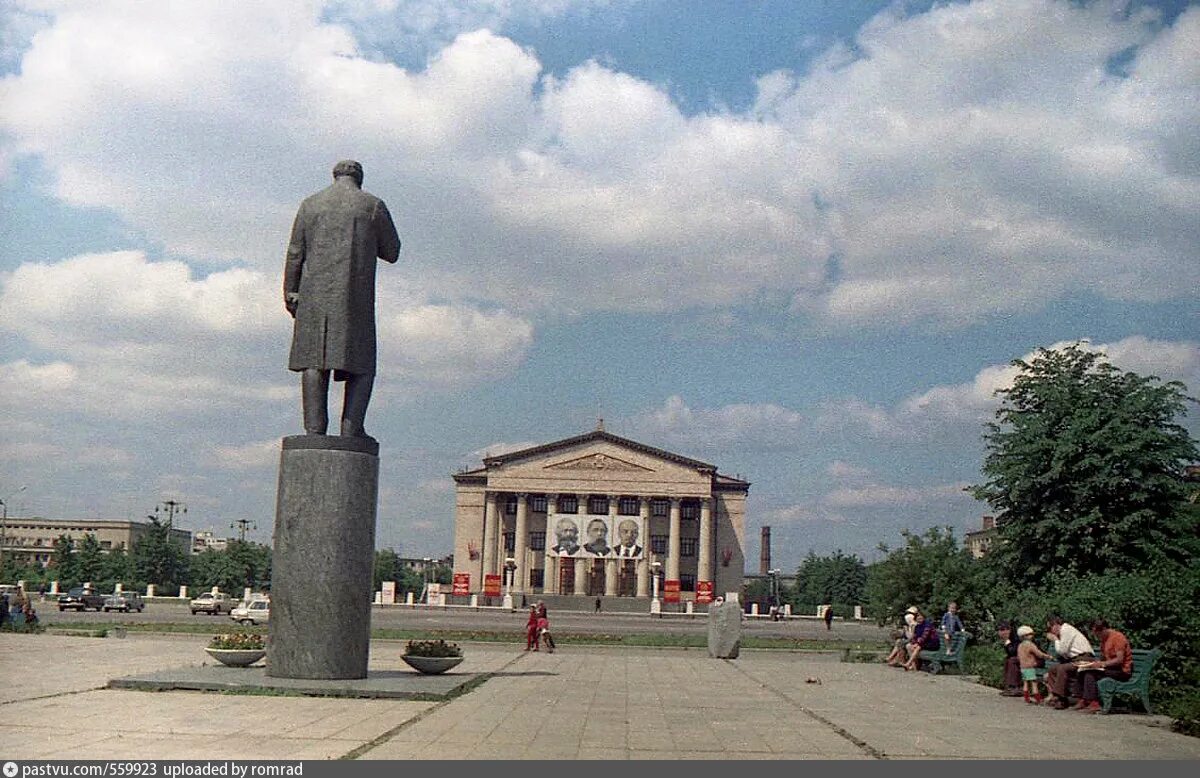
left=332, top=159, right=364, bottom=186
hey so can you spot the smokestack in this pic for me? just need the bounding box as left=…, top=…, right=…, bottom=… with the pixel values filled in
left=760, top=526, right=771, bottom=575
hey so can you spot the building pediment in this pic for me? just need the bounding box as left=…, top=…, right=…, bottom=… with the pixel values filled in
left=543, top=453, right=653, bottom=473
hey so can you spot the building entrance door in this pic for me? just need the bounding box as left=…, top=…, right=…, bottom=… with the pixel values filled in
left=559, top=558, right=575, bottom=594
left=617, top=560, right=637, bottom=596
left=588, top=559, right=606, bottom=596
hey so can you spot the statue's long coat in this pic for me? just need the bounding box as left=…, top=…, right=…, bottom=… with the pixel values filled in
left=285, top=178, right=401, bottom=377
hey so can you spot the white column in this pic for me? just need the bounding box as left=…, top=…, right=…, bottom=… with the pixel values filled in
left=698, top=497, right=713, bottom=585
left=605, top=494, right=619, bottom=596
left=573, top=494, right=588, bottom=594
left=667, top=497, right=681, bottom=582
left=544, top=494, right=558, bottom=595
left=636, top=497, right=650, bottom=598
left=514, top=493, right=529, bottom=594
left=482, top=491, right=498, bottom=577
left=495, top=495, right=507, bottom=576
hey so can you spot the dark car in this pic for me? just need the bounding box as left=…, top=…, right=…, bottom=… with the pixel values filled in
left=58, top=587, right=106, bottom=611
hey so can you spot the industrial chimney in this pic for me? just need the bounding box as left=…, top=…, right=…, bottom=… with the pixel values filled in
left=760, top=526, right=771, bottom=575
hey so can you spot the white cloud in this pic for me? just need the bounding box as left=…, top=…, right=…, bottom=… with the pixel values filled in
left=13, top=2, right=1196, bottom=325
left=823, top=482, right=970, bottom=509
left=830, top=336, right=1200, bottom=438
left=471, top=440, right=538, bottom=459
left=208, top=440, right=280, bottom=471
left=825, top=460, right=872, bottom=480
left=631, top=395, right=807, bottom=451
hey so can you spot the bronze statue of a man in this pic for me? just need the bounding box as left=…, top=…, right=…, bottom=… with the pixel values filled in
left=284, top=160, right=401, bottom=437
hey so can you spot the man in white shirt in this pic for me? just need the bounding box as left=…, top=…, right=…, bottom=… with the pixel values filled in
left=1044, top=615, right=1096, bottom=709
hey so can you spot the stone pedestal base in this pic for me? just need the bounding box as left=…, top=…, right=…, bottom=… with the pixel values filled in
left=267, top=434, right=379, bottom=680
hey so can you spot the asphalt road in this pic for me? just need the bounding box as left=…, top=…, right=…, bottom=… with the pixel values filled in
left=33, top=597, right=890, bottom=641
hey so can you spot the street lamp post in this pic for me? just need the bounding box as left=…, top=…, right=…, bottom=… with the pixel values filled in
left=1, top=485, right=28, bottom=579
left=768, top=568, right=781, bottom=621
left=503, top=557, right=516, bottom=611
left=650, top=559, right=662, bottom=615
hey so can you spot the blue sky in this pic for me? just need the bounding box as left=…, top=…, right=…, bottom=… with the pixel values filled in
left=1, top=0, right=1197, bottom=572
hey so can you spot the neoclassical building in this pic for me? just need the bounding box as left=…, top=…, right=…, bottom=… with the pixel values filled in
left=452, top=428, right=749, bottom=601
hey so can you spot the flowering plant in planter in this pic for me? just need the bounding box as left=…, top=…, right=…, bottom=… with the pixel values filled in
left=209, top=632, right=265, bottom=650
left=403, top=639, right=462, bottom=658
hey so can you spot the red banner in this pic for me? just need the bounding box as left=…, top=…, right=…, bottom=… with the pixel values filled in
left=452, top=572, right=470, bottom=596
left=663, top=579, right=681, bottom=604
left=483, top=574, right=502, bottom=597
left=695, top=581, right=713, bottom=604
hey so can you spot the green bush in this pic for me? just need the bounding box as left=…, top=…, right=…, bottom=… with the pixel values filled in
left=963, top=643, right=1005, bottom=688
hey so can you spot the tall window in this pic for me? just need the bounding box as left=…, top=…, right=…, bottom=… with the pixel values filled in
left=531, top=495, right=547, bottom=513
left=680, top=573, right=696, bottom=592
left=504, top=532, right=515, bottom=553
left=504, top=496, right=517, bottom=515
left=680, top=501, right=699, bottom=519
left=588, top=495, right=608, bottom=515
left=618, top=497, right=639, bottom=515
left=558, top=495, right=578, bottom=514
left=650, top=535, right=668, bottom=555
left=530, top=569, right=544, bottom=588
left=530, top=532, right=546, bottom=551
left=651, top=499, right=668, bottom=517
left=680, top=538, right=697, bottom=557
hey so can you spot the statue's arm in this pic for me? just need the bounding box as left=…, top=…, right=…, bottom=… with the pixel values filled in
left=283, top=207, right=306, bottom=317
left=375, top=200, right=401, bottom=264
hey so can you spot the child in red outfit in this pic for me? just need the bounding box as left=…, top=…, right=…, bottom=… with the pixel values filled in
left=525, top=605, right=540, bottom=651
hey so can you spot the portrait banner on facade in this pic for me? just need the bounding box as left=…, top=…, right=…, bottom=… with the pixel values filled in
left=695, top=581, right=713, bottom=604
left=483, top=574, right=501, bottom=597
left=663, top=579, right=681, bottom=604
left=452, top=572, right=470, bottom=596
left=549, top=513, right=645, bottom=558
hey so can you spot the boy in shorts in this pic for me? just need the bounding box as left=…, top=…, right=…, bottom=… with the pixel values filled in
left=1017, top=625, right=1053, bottom=704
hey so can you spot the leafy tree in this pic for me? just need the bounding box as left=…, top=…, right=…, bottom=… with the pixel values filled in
left=75, top=533, right=104, bottom=585
left=373, top=548, right=400, bottom=593
left=131, top=516, right=189, bottom=591
left=48, top=535, right=78, bottom=588
left=791, top=550, right=867, bottom=610
left=864, top=526, right=995, bottom=629
left=189, top=541, right=271, bottom=593
left=97, top=547, right=133, bottom=590
left=972, top=343, right=1199, bottom=585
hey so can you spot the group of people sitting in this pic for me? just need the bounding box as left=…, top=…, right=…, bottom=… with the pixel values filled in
left=884, top=601, right=964, bottom=671
left=997, top=615, right=1132, bottom=712
left=0, top=589, right=38, bottom=628
left=524, top=601, right=556, bottom=653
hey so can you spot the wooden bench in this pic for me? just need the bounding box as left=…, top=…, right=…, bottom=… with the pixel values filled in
left=1035, top=648, right=1162, bottom=714
left=1098, top=648, right=1162, bottom=714
left=917, top=630, right=970, bottom=674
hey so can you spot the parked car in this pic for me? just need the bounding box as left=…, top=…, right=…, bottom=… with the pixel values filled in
left=230, top=597, right=270, bottom=625
left=103, top=591, right=145, bottom=613
left=58, top=587, right=106, bottom=611
left=189, top=592, right=234, bottom=615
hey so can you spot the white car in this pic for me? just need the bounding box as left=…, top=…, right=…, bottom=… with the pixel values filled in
left=230, top=598, right=269, bottom=625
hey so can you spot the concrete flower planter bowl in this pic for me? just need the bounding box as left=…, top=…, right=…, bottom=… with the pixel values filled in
left=205, top=648, right=267, bottom=667
left=401, top=655, right=464, bottom=674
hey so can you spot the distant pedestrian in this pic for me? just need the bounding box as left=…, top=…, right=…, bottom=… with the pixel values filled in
left=537, top=602, right=555, bottom=653
left=823, top=606, right=834, bottom=630
left=525, top=605, right=540, bottom=651
left=594, top=596, right=602, bottom=613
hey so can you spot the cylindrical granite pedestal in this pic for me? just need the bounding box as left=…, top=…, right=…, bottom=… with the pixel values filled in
left=267, top=434, right=379, bottom=679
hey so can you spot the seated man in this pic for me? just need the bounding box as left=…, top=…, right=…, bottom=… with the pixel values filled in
left=1075, top=618, right=1132, bottom=713
left=1043, top=614, right=1096, bottom=709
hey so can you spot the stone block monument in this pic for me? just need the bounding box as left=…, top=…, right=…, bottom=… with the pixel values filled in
left=707, top=599, right=742, bottom=659
left=267, top=160, right=400, bottom=680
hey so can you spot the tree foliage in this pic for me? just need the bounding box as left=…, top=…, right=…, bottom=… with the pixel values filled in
left=49, top=534, right=78, bottom=587
left=189, top=541, right=271, bottom=592
left=972, top=343, right=1198, bottom=584
left=790, top=550, right=867, bottom=609
left=131, top=516, right=189, bottom=592
left=864, top=526, right=996, bottom=629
